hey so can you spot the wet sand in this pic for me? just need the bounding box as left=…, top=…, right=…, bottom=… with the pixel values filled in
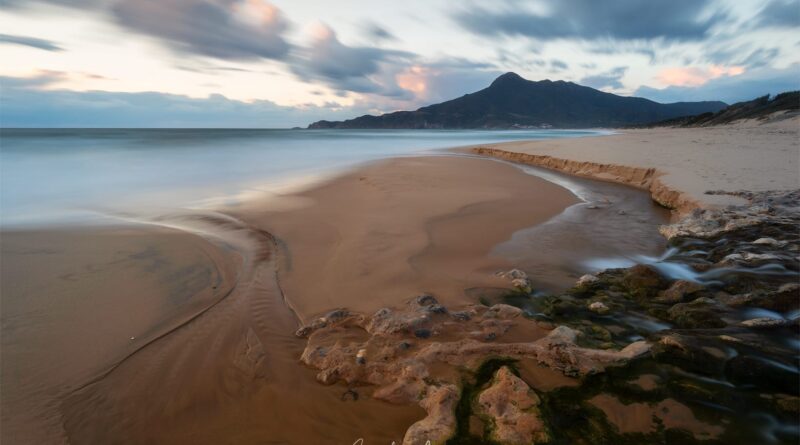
left=1, top=154, right=669, bottom=444
left=1, top=225, right=241, bottom=443
left=232, top=156, right=580, bottom=322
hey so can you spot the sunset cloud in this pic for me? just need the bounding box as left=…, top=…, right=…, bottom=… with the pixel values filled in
left=656, top=65, right=745, bottom=87
left=0, top=0, right=797, bottom=126
left=112, top=0, right=291, bottom=60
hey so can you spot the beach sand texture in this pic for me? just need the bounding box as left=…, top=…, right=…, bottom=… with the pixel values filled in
left=3, top=119, right=796, bottom=444
left=2, top=155, right=581, bottom=444
left=472, top=117, right=800, bottom=213
left=234, top=156, right=580, bottom=322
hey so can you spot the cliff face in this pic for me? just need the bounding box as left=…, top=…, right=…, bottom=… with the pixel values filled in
left=473, top=147, right=701, bottom=216
left=309, top=72, right=727, bottom=129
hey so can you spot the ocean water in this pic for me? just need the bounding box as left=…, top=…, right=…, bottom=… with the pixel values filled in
left=0, top=128, right=603, bottom=226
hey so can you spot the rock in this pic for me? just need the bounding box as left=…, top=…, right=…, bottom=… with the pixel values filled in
left=403, top=384, right=459, bottom=445
left=667, top=298, right=726, bottom=329
left=368, top=307, right=430, bottom=336
left=577, top=274, right=599, bottom=287
left=722, top=253, right=744, bottom=263
left=722, top=252, right=781, bottom=265
left=356, top=348, right=367, bottom=365
left=477, top=367, right=549, bottom=444
left=656, top=280, right=705, bottom=304
left=588, top=301, right=610, bottom=315
left=451, top=310, right=473, bottom=321
left=510, top=278, right=532, bottom=292
left=652, top=333, right=727, bottom=376
left=485, top=304, right=523, bottom=319
left=773, top=394, right=800, bottom=416
left=725, top=355, right=800, bottom=394
left=414, top=294, right=439, bottom=307
left=743, top=252, right=782, bottom=262
left=413, top=328, right=432, bottom=339
left=622, top=264, right=668, bottom=299
left=740, top=317, right=789, bottom=329
left=295, top=309, right=361, bottom=337
left=772, top=283, right=800, bottom=311
left=497, top=269, right=528, bottom=280
left=753, top=237, right=782, bottom=246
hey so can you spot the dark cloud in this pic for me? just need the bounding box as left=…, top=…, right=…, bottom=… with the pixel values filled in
left=495, top=49, right=545, bottom=71
left=454, top=0, right=727, bottom=42
left=580, top=66, right=628, bottom=89
left=0, top=33, right=63, bottom=51
left=0, top=73, right=360, bottom=127
left=634, top=65, right=800, bottom=103
left=2, top=0, right=292, bottom=60
left=0, top=0, right=105, bottom=8
left=363, top=22, right=396, bottom=42
left=755, top=0, right=800, bottom=28
left=708, top=44, right=781, bottom=69
left=111, top=0, right=290, bottom=60
left=586, top=42, right=657, bottom=63
left=550, top=59, right=568, bottom=71
left=291, top=25, right=415, bottom=98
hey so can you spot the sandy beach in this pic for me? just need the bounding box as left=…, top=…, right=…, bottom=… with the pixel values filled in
left=232, top=156, right=580, bottom=322
left=2, top=154, right=612, bottom=444
left=2, top=119, right=797, bottom=444
left=471, top=117, right=800, bottom=214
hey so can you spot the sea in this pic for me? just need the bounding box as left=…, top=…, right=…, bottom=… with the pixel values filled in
left=0, top=128, right=604, bottom=226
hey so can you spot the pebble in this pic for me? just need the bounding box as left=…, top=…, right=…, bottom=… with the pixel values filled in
left=577, top=274, right=599, bottom=287
left=356, top=348, right=367, bottom=364
left=588, top=301, right=610, bottom=314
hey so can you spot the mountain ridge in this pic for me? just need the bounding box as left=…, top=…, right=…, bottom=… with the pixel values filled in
left=308, top=72, right=727, bottom=129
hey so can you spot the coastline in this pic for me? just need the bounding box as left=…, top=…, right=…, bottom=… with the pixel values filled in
left=467, top=117, right=800, bottom=216
left=293, top=121, right=798, bottom=444
left=2, top=120, right=797, bottom=444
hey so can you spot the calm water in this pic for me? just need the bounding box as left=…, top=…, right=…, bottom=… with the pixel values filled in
left=0, top=128, right=604, bottom=226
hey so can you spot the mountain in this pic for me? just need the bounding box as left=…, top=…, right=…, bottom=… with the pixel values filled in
left=308, top=72, right=727, bottom=129
left=628, top=91, right=800, bottom=128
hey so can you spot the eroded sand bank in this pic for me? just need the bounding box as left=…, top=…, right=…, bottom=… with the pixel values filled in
left=471, top=117, right=800, bottom=214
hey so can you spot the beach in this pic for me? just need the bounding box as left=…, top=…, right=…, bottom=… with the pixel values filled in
left=1, top=120, right=798, bottom=444
left=471, top=118, right=800, bottom=213
left=1, top=150, right=624, bottom=444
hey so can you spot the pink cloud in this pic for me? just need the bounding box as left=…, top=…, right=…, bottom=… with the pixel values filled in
left=656, top=65, right=745, bottom=87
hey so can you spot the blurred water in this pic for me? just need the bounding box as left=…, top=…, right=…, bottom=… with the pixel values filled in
left=0, top=128, right=604, bottom=226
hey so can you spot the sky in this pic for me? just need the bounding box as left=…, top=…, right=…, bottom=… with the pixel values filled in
left=0, top=0, right=798, bottom=127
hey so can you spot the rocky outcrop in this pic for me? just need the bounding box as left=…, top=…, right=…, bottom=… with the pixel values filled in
left=296, top=294, right=650, bottom=443
left=659, top=189, right=800, bottom=240
left=476, top=367, right=549, bottom=444
left=295, top=179, right=799, bottom=442
left=298, top=298, right=650, bottom=391
left=403, top=384, right=459, bottom=445
left=473, top=147, right=703, bottom=214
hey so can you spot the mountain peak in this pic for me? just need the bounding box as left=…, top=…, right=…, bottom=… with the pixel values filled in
left=490, top=72, right=526, bottom=87
left=308, top=72, right=727, bottom=129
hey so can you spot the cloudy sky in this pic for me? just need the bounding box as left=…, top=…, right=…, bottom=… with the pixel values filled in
left=1, top=0, right=798, bottom=127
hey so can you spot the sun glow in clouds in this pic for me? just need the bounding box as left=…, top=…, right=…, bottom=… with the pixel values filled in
left=396, top=65, right=428, bottom=94
left=656, top=65, right=746, bottom=87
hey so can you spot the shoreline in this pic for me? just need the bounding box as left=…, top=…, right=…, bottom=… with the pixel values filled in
left=2, top=120, right=797, bottom=444
left=468, top=117, right=800, bottom=216
left=229, top=155, right=584, bottom=322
